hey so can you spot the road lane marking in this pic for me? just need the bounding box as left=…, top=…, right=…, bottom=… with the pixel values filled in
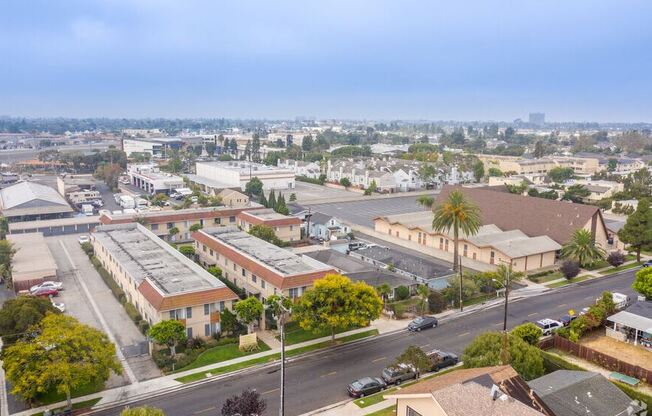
left=527, top=312, right=538, bottom=317
left=262, top=388, right=280, bottom=395
left=194, top=407, right=216, bottom=414
left=558, top=304, right=567, bottom=308
left=420, top=344, right=430, bottom=348
left=321, top=371, right=337, bottom=378
left=493, top=322, right=503, bottom=326
left=372, top=356, right=387, bottom=363
left=457, top=332, right=470, bottom=337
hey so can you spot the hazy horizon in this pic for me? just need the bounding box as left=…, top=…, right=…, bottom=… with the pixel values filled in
left=1, top=1, right=651, bottom=123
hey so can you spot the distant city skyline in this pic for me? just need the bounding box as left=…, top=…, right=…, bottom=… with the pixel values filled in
left=1, top=1, right=651, bottom=122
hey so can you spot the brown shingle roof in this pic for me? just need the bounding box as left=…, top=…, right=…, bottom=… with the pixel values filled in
left=435, top=185, right=604, bottom=244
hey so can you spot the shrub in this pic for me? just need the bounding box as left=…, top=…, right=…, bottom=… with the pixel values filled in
left=296, top=175, right=325, bottom=185
left=187, top=336, right=206, bottom=350
left=138, top=320, right=150, bottom=334
left=392, top=302, right=407, bottom=319
left=124, top=302, right=142, bottom=323
left=428, top=291, right=447, bottom=313
left=80, top=242, right=94, bottom=256
left=207, top=266, right=222, bottom=277
left=510, top=323, right=543, bottom=345
left=339, top=178, right=351, bottom=187
left=560, top=260, right=580, bottom=279
left=607, top=251, right=625, bottom=267
left=178, top=245, right=195, bottom=257
left=395, top=285, right=410, bottom=300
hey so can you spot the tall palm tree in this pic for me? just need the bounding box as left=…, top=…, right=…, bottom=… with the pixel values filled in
left=432, top=190, right=481, bottom=272
left=416, top=284, right=430, bottom=316
left=561, top=229, right=606, bottom=267
left=375, top=284, right=391, bottom=310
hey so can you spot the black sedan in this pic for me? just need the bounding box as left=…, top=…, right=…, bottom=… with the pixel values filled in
left=347, top=377, right=387, bottom=398
left=559, top=314, right=578, bottom=327
left=407, top=316, right=438, bottom=332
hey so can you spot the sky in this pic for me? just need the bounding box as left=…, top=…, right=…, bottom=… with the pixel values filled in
left=1, top=0, right=651, bottom=122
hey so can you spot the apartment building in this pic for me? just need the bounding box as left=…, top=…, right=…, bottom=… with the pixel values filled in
left=99, top=205, right=259, bottom=242
left=236, top=208, right=301, bottom=242
left=193, top=227, right=336, bottom=304
left=478, top=155, right=600, bottom=176
left=92, top=223, right=239, bottom=339
left=127, top=164, right=185, bottom=195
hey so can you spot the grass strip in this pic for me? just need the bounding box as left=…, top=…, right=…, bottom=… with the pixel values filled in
left=30, top=398, right=102, bottom=416
left=546, top=275, right=591, bottom=288
left=365, top=406, right=396, bottom=416
left=599, top=262, right=642, bottom=275
left=172, top=340, right=271, bottom=373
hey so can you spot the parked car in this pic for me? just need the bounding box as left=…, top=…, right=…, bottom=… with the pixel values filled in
left=535, top=319, right=563, bottom=336
left=559, top=314, right=577, bottom=327
left=347, top=377, right=386, bottom=398
left=190, top=196, right=198, bottom=203
left=31, top=287, right=59, bottom=297
left=78, top=235, right=90, bottom=244
left=426, top=350, right=459, bottom=371
left=348, top=242, right=367, bottom=251
left=642, top=260, right=652, bottom=268
left=51, top=298, right=66, bottom=313
left=407, top=316, right=438, bottom=332
left=30, top=281, right=63, bottom=293
left=381, top=363, right=417, bottom=385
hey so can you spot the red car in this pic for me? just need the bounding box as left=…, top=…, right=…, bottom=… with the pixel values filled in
left=32, top=287, right=59, bottom=297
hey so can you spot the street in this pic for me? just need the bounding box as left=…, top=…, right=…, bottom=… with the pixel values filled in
left=90, top=269, right=639, bottom=416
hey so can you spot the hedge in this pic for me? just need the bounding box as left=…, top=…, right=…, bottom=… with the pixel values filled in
left=296, top=175, right=325, bottom=185
left=124, top=302, right=142, bottom=323
left=91, top=256, right=127, bottom=304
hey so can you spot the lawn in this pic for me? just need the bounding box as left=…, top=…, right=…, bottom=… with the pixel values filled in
left=176, top=329, right=379, bottom=383
left=173, top=340, right=270, bottom=373
left=599, top=262, right=642, bottom=275
left=31, top=398, right=102, bottom=416
left=280, top=321, right=359, bottom=345
left=528, top=271, right=564, bottom=283
left=583, top=259, right=611, bottom=271
left=366, top=407, right=396, bottom=416
left=546, top=275, right=591, bottom=288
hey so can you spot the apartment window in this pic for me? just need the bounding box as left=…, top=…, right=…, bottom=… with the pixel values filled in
left=289, top=288, right=300, bottom=299
left=215, top=218, right=221, bottom=225
left=186, top=327, right=193, bottom=338
left=204, top=304, right=210, bottom=315
left=261, top=280, right=265, bottom=289
left=202, top=244, right=207, bottom=253
left=186, top=307, right=193, bottom=319
left=241, top=269, right=247, bottom=277
left=417, top=232, right=422, bottom=244
left=204, top=324, right=211, bottom=337
left=439, top=237, right=444, bottom=250
left=229, top=216, right=236, bottom=222
left=219, top=301, right=225, bottom=312
left=406, top=407, right=423, bottom=416
left=169, top=309, right=182, bottom=320
left=252, top=274, right=257, bottom=283
left=167, top=222, right=174, bottom=229
left=490, top=251, right=495, bottom=265
left=289, top=225, right=293, bottom=231
left=200, top=219, right=204, bottom=226
left=210, top=249, right=214, bottom=256
left=444, top=240, right=449, bottom=251
left=151, top=223, right=159, bottom=231
left=463, top=244, right=468, bottom=257
left=233, top=263, right=237, bottom=271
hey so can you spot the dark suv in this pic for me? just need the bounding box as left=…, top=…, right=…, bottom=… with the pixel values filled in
left=427, top=350, right=459, bottom=371
left=347, top=377, right=387, bottom=398
left=381, top=363, right=417, bottom=385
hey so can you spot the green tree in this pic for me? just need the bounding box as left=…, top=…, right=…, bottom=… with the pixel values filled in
left=339, top=178, right=351, bottom=187
left=275, top=193, right=289, bottom=215
left=205, top=143, right=217, bottom=157
left=561, top=229, right=606, bottom=267
left=234, top=297, right=264, bottom=333
left=624, top=168, right=652, bottom=199
left=289, top=193, right=297, bottom=202
left=302, top=135, right=314, bottom=151
left=607, top=158, right=618, bottom=172
left=432, top=190, right=481, bottom=277
left=394, top=346, right=431, bottom=376
left=268, top=189, right=277, bottom=209
left=618, top=198, right=652, bottom=262
left=633, top=267, right=652, bottom=300
left=416, top=195, right=434, bottom=209
left=121, top=407, right=166, bottom=416
left=375, top=283, right=391, bottom=309
left=167, top=227, right=179, bottom=240
left=548, top=166, right=575, bottom=183
left=189, top=223, right=203, bottom=232
left=418, top=164, right=437, bottom=183
left=510, top=322, right=543, bottom=345
left=461, top=332, right=544, bottom=380
left=473, top=161, right=485, bottom=182
left=488, top=167, right=503, bottom=177
left=244, top=177, right=263, bottom=196
left=416, top=284, right=430, bottom=316
left=166, top=157, right=183, bottom=173
left=294, top=274, right=382, bottom=342
left=148, top=320, right=186, bottom=357
left=533, top=141, right=545, bottom=158
left=505, top=180, right=528, bottom=195
left=251, top=135, right=261, bottom=163
left=178, top=245, right=195, bottom=258
left=248, top=224, right=283, bottom=246
left=562, top=184, right=590, bottom=203
left=0, top=216, right=8, bottom=240
left=0, top=296, right=59, bottom=344
left=3, top=314, right=121, bottom=409
left=0, top=239, right=16, bottom=283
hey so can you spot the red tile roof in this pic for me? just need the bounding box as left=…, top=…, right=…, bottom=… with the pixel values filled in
left=138, top=279, right=238, bottom=311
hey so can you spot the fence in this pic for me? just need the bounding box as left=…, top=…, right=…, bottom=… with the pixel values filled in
left=540, top=335, right=652, bottom=384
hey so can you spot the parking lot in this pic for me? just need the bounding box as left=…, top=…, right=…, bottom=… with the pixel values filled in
left=291, top=181, right=361, bottom=202
left=309, top=195, right=429, bottom=227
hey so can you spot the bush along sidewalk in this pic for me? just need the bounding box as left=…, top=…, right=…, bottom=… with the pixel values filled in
left=83, top=243, right=150, bottom=335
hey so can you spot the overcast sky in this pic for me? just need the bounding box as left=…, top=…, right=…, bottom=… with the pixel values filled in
left=1, top=0, right=651, bottom=122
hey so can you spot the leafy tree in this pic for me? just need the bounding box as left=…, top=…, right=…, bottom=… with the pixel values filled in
left=375, top=283, right=391, bottom=309
left=302, top=135, right=314, bottom=151
left=189, top=223, right=203, bottom=232
left=548, top=167, right=574, bottom=183
left=221, top=388, right=266, bottom=416
left=418, top=164, right=437, bottom=183
left=560, top=260, right=580, bottom=279
left=416, top=195, right=434, bottom=209
left=416, top=284, right=430, bottom=316
left=268, top=189, right=277, bottom=209
left=205, top=142, right=217, bottom=157
left=618, top=198, right=652, bottom=262
left=245, top=177, right=263, bottom=196
left=394, top=346, right=431, bottom=376
left=275, top=193, right=289, bottom=215
left=243, top=140, right=252, bottom=161
left=94, top=163, right=123, bottom=191
left=3, top=314, right=121, bottom=408
left=510, top=323, right=543, bottom=345
left=220, top=309, right=239, bottom=335
left=607, top=251, right=625, bottom=267
left=561, top=229, right=605, bottom=267
left=168, top=227, right=179, bottom=240
left=166, top=157, right=183, bottom=173
left=633, top=267, right=652, bottom=300
left=395, top=285, right=410, bottom=300
left=488, top=167, right=503, bottom=177
left=607, top=158, right=618, bottom=172
left=562, top=184, right=590, bottom=203
left=148, top=320, right=187, bottom=357
left=0, top=239, right=15, bottom=282
left=364, top=180, right=378, bottom=195
left=289, top=193, right=297, bottom=202
left=528, top=188, right=558, bottom=200
left=234, top=297, right=264, bottom=333
left=624, top=168, right=652, bottom=199
left=505, top=180, right=528, bottom=195
left=339, top=178, right=351, bottom=187
left=251, top=135, right=261, bottom=163
left=0, top=216, right=8, bottom=240
left=432, top=190, right=481, bottom=275
left=178, top=245, right=195, bottom=258
left=533, top=141, right=545, bottom=158
left=462, top=332, right=544, bottom=380
left=473, top=161, right=485, bottom=182
left=248, top=224, right=283, bottom=246
left=121, top=407, right=165, bottom=416
left=294, top=274, right=382, bottom=342
left=0, top=297, right=59, bottom=343
left=427, top=291, right=447, bottom=313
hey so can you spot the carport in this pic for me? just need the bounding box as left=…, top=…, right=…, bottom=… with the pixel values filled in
left=606, top=301, right=652, bottom=348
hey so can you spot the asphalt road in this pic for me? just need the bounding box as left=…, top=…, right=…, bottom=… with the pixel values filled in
left=310, top=195, right=430, bottom=227
left=91, top=270, right=639, bottom=416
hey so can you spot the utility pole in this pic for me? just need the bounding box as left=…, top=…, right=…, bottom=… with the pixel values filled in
left=493, top=261, right=511, bottom=365
left=458, top=258, right=464, bottom=312
left=305, top=207, right=312, bottom=241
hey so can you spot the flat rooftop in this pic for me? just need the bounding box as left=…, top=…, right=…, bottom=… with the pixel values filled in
left=241, top=208, right=293, bottom=221
left=197, top=161, right=293, bottom=175
left=202, top=226, right=332, bottom=276
left=93, top=223, right=226, bottom=296
left=7, top=232, right=57, bottom=279
left=125, top=137, right=183, bottom=144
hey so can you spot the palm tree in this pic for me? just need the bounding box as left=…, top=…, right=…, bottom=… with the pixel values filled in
left=375, top=284, right=391, bottom=310
left=416, top=195, right=434, bottom=209
left=432, top=190, right=481, bottom=272
left=416, top=284, right=430, bottom=316
left=561, top=229, right=606, bottom=267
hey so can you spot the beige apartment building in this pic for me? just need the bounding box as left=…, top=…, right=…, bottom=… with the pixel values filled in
left=92, top=223, right=239, bottom=339
left=193, top=227, right=335, bottom=303
left=236, top=208, right=301, bottom=242
left=478, top=155, right=600, bottom=176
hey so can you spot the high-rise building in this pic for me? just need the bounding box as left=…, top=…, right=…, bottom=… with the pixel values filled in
left=529, top=112, right=545, bottom=126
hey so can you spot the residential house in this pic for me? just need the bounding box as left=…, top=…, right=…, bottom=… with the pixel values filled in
left=606, top=300, right=652, bottom=347
left=309, top=212, right=351, bottom=240
left=236, top=208, right=301, bottom=242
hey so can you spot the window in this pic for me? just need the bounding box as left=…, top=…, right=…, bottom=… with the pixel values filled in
left=289, top=288, right=300, bottom=299
left=151, top=223, right=159, bottom=231
left=261, top=280, right=265, bottom=289
left=241, top=268, right=247, bottom=277
left=439, top=237, right=444, bottom=250
left=202, top=244, right=207, bottom=253
left=169, top=309, right=182, bottom=320
left=219, top=301, right=225, bottom=312
left=289, top=225, right=293, bottom=231
left=406, top=407, right=422, bottom=416
left=186, top=307, right=193, bottom=319
left=490, top=251, right=495, bottom=264
left=252, top=274, right=257, bottom=283
left=229, top=216, right=236, bottom=222
left=204, top=304, right=210, bottom=315
left=215, top=218, right=221, bottom=225
left=186, top=327, right=193, bottom=338
left=204, top=324, right=211, bottom=337
left=167, top=222, right=174, bottom=229
left=463, top=244, right=468, bottom=257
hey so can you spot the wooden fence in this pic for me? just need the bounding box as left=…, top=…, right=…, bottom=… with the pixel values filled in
left=540, top=335, right=652, bottom=384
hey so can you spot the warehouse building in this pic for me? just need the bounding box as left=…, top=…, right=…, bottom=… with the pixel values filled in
left=187, top=161, right=295, bottom=192
left=92, top=223, right=239, bottom=338
left=0, top=181, right=74, bottom=222
left=127, top=164, right=185, bottom=195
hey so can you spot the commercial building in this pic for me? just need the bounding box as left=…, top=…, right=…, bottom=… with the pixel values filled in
left=122, top=137, right=184, bottom=158
left=188, top=161, right=295, bottom=192
left=56, top=174, right=96, bottom=197
left=7, top=232, right=58, bottom=292
left=236, top=208, right=301, bottom=242
left=99, top=205, right=259, bottom=242
left=127, top=164, right=185, bottom=195
left=92, top=223, right=239, bottom=339
left=8, top=216, right=100, bottom=237
left=529, top=112, right=546, bottom=126
left=0, top=181, right=74, bottom=222
left=193, top=226, right=336, bottom=302
left=477, top=155, right=600, bottom=176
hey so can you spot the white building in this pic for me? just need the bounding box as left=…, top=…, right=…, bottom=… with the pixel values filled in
left=191, top=161, right=295, bottom=191
left=277, top=159, right=322, bottom=179
left=127, top=164, right=185, bottom=195
left=122, top=137, right=184, bottom=158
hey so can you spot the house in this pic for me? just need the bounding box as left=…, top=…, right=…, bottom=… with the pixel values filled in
left=92, top=223, right=239, bottom=339
left=0, top=181, right=74, bottom=223
left=606, top=301, right=652, bottom=347
left=529, top=370, right=643, bottom=416
left=277, top=159, right=322, bottom=179
left=236, top=208, right=301, bottom=242
left=308, top=212, right=351, bottom=240
left=570, top=179, right=624, bottom=203
left=7, top=233, right=58, bottom=292
left=385, top=365, right=553, bottom=416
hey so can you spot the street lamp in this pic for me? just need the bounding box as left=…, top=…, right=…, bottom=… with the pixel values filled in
left=492, top=260, right=512, bottom=365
